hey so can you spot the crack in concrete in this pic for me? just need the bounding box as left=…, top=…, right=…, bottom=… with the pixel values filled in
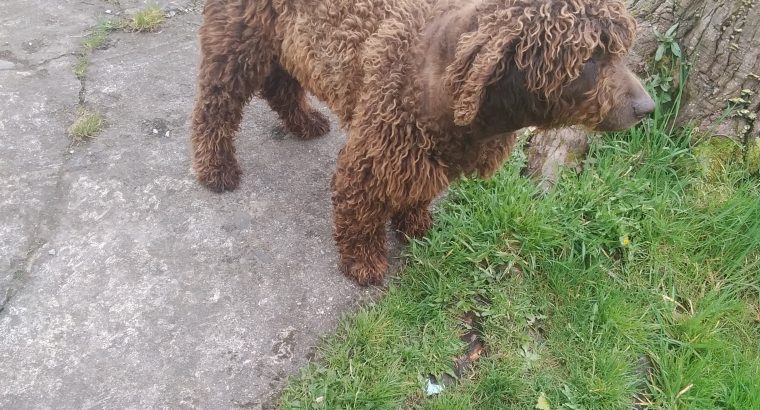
left=31, top=52, right=79, bottom=69
left=0, top=28, right=87, bottom=318
left=0, top=240, right=46, bottom=315
left=0, top=137, right=75, bottom=317
left=0, top=142, right=75, bottom=317
left=78, top=74, right=88, bottom=106
left=2, top=0, right=190, bottom=315
left=0, top=51, right=77, bottom=72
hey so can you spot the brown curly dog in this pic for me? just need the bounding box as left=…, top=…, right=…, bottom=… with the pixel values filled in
left=191, top=0, right=654, bottom=285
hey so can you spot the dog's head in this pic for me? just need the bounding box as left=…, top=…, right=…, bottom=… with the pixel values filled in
left=444, top=0, right=654, bottom=132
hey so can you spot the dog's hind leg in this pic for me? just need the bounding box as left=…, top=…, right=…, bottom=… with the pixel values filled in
left=191, top=1, right=282, bottom=191
left=191, top=13, right=258, bottom=191
left=261, top=66, right=331, bottom=140
left=191, top=59, right=251, bottom=192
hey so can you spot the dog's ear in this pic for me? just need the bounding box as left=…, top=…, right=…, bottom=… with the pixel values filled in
left=444, top=1, right=636, bottom=127
left=444, top=19, right=515, bottom=126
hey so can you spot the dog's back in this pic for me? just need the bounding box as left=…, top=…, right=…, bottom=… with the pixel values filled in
left=273, top=0, right=438, bottom=124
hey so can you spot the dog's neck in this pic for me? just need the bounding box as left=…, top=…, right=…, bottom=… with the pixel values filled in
left=413, top=1, right=534, bottom=141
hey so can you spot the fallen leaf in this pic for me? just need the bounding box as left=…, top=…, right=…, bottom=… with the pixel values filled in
left=536, top=392, right=551, bottom=410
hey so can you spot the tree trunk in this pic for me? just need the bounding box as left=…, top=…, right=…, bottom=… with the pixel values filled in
left=525, top=0, right=760, bottom=183
left=523, top=127, right=589, bottom=189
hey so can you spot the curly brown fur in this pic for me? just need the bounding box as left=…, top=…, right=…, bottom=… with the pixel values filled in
left=444, top=0, right=636, bottom=127
left=392, top=204, right=434, bottom=242
left=261, top=66, right=331, bottom=139
left=192, top=0, right=653, bottom=284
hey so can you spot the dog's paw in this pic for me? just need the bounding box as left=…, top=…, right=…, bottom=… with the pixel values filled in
left=195, top=160, right=241, bottom=192
left=288, top=110, right=330, bottom=140
left=342, top=258, right=387, bottom=286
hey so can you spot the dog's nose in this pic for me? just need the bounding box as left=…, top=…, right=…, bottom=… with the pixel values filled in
left=633, top=94, right=655, bottom=119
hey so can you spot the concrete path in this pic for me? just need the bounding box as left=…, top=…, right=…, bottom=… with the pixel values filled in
left=1, top=1, right=387, bottom=407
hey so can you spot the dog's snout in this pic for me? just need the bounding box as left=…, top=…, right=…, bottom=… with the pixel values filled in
left=633, top=94, right=655, bottom=119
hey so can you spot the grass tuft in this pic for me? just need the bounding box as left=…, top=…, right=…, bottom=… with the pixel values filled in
left=746, top=139, right=760, bottom=174
left=74, top=55, right=89, bottom=81
left=83, top=19, right=125, bottom=50
left=73, top=19, right=124, bottom=80
left=128, top=6, right=165, bottom=32
left=69, top=110, right=104, bottom=141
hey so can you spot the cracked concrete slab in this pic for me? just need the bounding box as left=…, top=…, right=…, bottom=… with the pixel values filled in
left=0, top=2, right=87, bottom=306
left=1, top=1, right=390, bottom=408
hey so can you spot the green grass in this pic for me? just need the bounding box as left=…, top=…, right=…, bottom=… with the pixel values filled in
left=128, top=5, right=165, bottom=32
left=82, top=19, right=125, bottom=50
left=281, top=99, right=760, bottom=408
left=74, top=19, right=124, bottom=80
left=69, top=110, right=104, bottom=141
left=73, top=5, right=164, bottom=80
left=74, top=54, right=90, bottom=81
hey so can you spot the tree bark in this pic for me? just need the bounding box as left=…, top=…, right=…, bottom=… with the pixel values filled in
left=523, top=127, right=589, bottom=188
left=630, top=0, right=759, bottom=141
left=525, top=0, right=760, bottom=183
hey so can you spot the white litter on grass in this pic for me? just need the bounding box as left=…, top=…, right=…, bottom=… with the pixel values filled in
left=425, top=379, right=444, bottom=396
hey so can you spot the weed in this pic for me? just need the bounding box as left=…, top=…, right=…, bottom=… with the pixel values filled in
left=128, top=6, right=165, bottom=32
left=73, top=19, right=124, bottom=80
left=74, top=55, right=90, bottom=81
left=72, top=4, right=165, bottom=80
left=648, top=23, right=685, bottom=106
left=84, top=19, right=126, bottom=50
left=69, top=110, right=104, bottom=141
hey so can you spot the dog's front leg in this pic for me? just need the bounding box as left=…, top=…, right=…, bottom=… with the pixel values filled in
left=472, top=132, right=517, bottom=179
left=331, top=148, right=392, bottom=286
left=391, top=202, right=433, bottom=241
